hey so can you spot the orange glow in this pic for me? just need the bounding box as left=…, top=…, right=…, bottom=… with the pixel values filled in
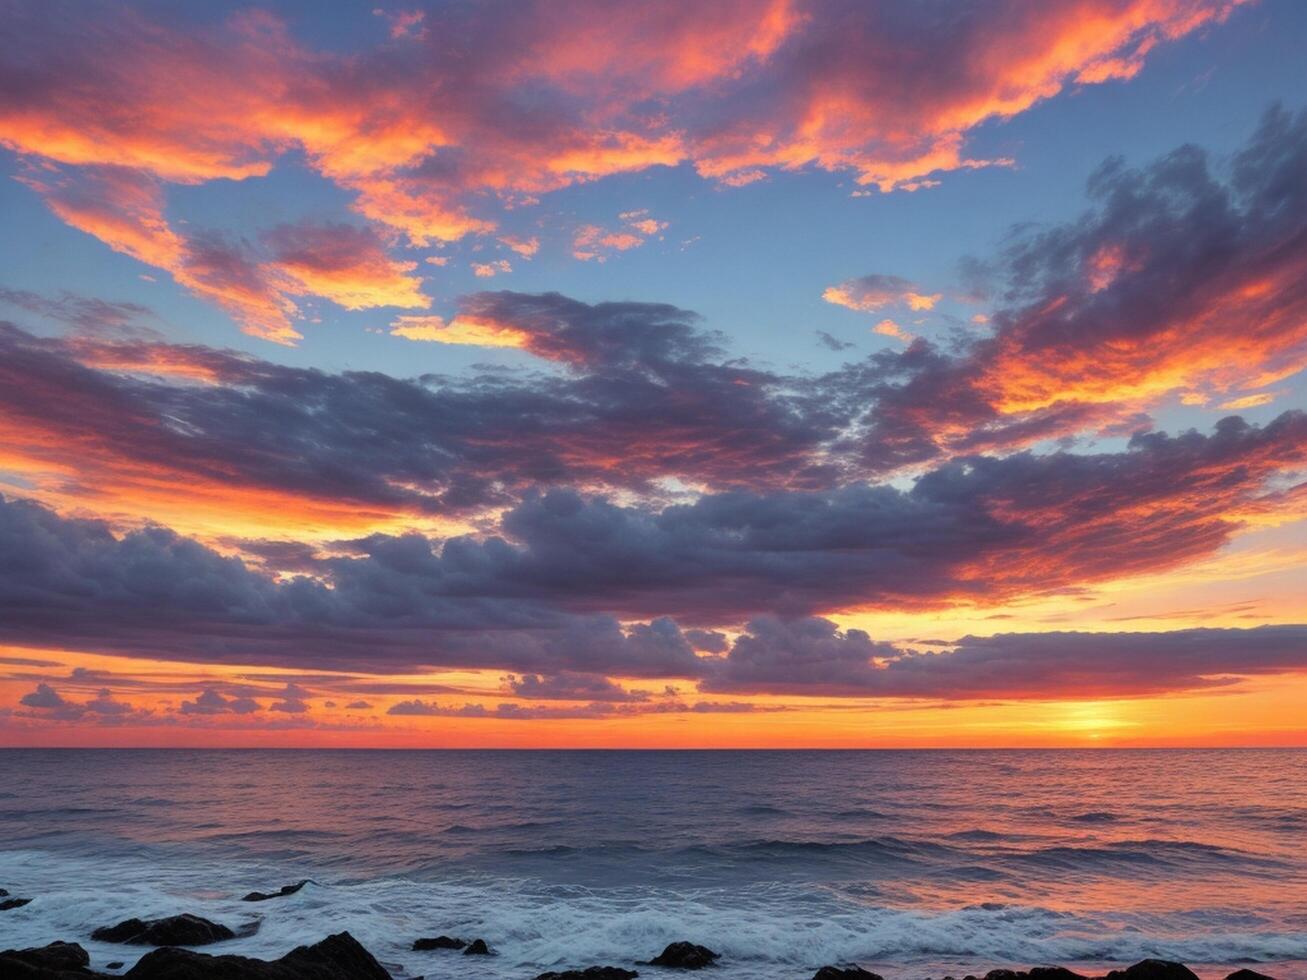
left=3, top=643, right=1305, bottom=748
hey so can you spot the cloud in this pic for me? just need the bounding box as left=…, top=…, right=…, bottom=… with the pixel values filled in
left=17, top=169, right=430, bottom=344
left=1, top=1, right=1242, bottom=333
left=0, top=293, right=832, bottom=531
left=572, top=211, right=666, bottom=262
left=5, top=112, right=1305, bottom=531
left=873, top=318, right=914, bottom=343
left=844, top=104, right=1307, bottom=469
left=179, top=688, right=262, bottom=715
left=500, top=236, right=540, bottom=258
left=20, top=682, right=73, bottom=711
left=704, top=618, right=1307, bottom=700
left=0, top=406, right=1301, bottom=676
left=506, top=671, right=648, bottom=702
left=823, top=274, right=941, bottom=312
left=471, top=259, right=512, bottom=278
left=16, top=682, right=140, bottom=720
left=260, top=220, right=430, bottom=311
left=0, top=287, right=154, bottom=336
left=815, top=330, right=854, bottom=352
left=268, top=682, right=312, bottom=713
left=386, top=697, right=774, bottom=720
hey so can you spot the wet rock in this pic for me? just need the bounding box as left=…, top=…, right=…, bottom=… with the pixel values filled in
left=649, top=943, right=719, bottom=970
left=984, top=970, right=1086, bottom=980
left=241, top=880, right=309, bottom=902
left=812, top=967, right=884, bottom=980
left=124, top=931, right=391, bottom=980
left=412, top=936, right=466, bottom=951
left=535, top=968, right=639, bottom=980
left=1225, top=972, right=1278, bottom=980
left=91, top=914, right=238, bottom=946
left=1102, top=962, right=1200, bottom=980
left=462, top=939, right=492, bottom=956
left=0, top=941, right=96, bottom=978
left=1, top=897, right=33, bottom=910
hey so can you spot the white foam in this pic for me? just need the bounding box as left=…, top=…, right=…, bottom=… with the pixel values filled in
left=2, top=848, right=1304, bottom=980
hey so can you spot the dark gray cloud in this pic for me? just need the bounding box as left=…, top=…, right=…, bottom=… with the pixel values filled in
left=704, top=619, right=1307, bottom=699
left=17, top=682, right=139, bottom=720
left=506, top=671, right=649, bottom=702
left=179, top=688, right=262, bottom=715
left=0, top=406, right=1302, bottom=675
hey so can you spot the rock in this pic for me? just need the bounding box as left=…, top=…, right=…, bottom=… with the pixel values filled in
left=412, top=936, right=466, bottom=951
left=1225, top=972, right=1278, bottom=980
left=241, top=880, right=309, bottom=902
left=462, top=939, right=492, bottom=956
left=0, top=887, right=7, bottom=895
left=1, top=897, right=33, bottom=910
left=984, top=971, right=1086, bottom=980
left=812, top=967, right=884, bottom=980
left=124, top=931, right=391, bottom=980
left=107, top=966, right=124, bottom=972
left=648, top=943, right=719, bottom=970
left=535, top=969, right=639, bottom=980
left=0, top=941, right=97, bottom=978
left=91, top=914, right=238, bottom=946
left=1102, top=962, right=1200, bottom=980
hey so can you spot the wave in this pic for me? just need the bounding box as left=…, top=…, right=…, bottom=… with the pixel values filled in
left=2, top=848, right=1305, bottom=980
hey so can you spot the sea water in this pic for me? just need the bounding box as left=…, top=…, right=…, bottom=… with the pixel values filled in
left=1, top=749, right=1304, bottom=978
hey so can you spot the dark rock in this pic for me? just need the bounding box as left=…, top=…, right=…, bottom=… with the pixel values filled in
left=107, top=966, right=124, bottom=972
left=241, top=880, right=309, bottom=902
left=0, top=887, right=7, bottom=895
left=648, top=943, right=719, bottom=970
left=812, top=967, right=883, bottom=980
left=1102, top=962, right=1199, bottom=980
left=462, top=939, right=492, bottom=956
left=1225, top=972, right=1278, bottom=980
left=535, top=969, right=639, bottom=980
left=124, top=931, right=391, bottom=980
left=1, top=897, right=33, bottom=910
left=983, top=971, right=1086, bottom=980
left=92, top=914, right=237, bottom=946
left=412, top=936, right=465, bottom=951
left=0, top=941, right=96, bottom=978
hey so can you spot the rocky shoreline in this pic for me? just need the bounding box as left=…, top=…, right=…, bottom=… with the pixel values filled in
left=0, top=893, right=1286, bottom=980
left=0, top=932, right=1285, bottom=980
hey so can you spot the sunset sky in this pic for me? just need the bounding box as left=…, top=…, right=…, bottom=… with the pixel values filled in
left=1, top=0, right=1305, bottom=747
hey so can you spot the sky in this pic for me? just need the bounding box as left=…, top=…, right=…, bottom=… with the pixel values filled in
left=0, top=0, right=1305, bottom=748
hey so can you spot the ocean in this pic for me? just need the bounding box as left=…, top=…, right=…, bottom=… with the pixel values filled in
left=1, top=749, right=1304, bottom=979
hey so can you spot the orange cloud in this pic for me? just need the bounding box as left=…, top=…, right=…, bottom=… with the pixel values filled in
left=873, top=318, right=915, bottom=343
left=20, top=166, right=430, bottom=343
left=389, top=314, right=531, bottom=349
left=1218, top=391, right=1279, bottom=410
left=471, top=259, right=512, bottom=278
left=262, top=221, right=430, bottom=311
left=500, top=236, right=541, bottom=258
left=573, top=210, right=669, bottom=261
left=0, top=1, right=1245, bottom=336
left=823, top=274, right=941, bottom=313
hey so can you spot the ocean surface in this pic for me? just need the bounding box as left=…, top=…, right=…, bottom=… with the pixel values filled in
left=1, top=749, right=1305, bottom=979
